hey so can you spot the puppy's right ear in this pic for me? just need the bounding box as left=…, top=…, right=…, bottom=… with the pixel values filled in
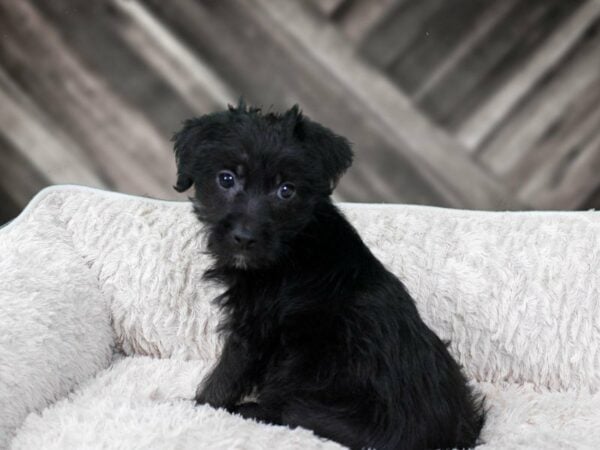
left=171, top=115, right=226, bottom=193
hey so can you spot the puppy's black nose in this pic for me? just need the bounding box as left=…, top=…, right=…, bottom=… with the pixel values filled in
left=232, top=227, right=256, bottom=249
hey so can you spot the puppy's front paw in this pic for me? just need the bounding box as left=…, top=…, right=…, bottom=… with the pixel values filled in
left=194, top=391, right=208, bottom=406
left=194, top=389, right=219, bottom=407
left=195, top=383, right=234, bottom=409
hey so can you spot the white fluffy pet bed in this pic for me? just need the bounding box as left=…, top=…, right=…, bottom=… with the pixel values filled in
left=1, top=185, right=600, bottom=449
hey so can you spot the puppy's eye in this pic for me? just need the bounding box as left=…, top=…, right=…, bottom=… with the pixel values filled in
left=217, top=171, right=236, bottom=189
left=277, top=182, right=296, bottom=200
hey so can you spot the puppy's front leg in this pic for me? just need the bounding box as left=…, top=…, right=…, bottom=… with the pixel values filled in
left=230, top=401, right=282, bottom=424
left=195, top=335, right=251, bottom=410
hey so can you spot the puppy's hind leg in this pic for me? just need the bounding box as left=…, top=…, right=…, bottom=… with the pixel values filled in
left=280, top=401, right=366, bottom=450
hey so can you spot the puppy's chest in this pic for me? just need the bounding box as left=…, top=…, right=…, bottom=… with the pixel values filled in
left=228, top=281, right=330, bottom=353
left=228, top=282, right=282, bottom=344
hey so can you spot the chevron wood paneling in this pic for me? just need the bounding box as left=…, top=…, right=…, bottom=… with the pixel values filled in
left=1, top=0, right=599, bottom=223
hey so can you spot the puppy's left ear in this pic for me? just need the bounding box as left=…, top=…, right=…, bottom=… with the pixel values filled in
left=171, top=115, right=226, bottom=192
left=288, top=106, right=353, bottom=193
left=172, top=118, right=198, bottom=192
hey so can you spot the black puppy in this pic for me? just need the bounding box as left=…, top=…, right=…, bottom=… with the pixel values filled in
left=173, top=102, right=485, bottom=450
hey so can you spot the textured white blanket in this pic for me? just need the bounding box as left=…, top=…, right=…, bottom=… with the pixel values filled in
left=1, top=185, right=600, bottom=449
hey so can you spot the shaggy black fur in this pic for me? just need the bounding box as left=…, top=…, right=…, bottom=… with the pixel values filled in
left=173, top=101, right=485, bottom=450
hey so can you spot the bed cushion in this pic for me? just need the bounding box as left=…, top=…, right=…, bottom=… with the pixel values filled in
left=2, top=185, right=600, bottom=449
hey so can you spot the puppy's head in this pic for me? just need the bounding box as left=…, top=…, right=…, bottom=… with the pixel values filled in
left=172, top=101, right=353, bottom=269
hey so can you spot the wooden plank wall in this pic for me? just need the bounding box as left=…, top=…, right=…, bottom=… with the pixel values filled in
left=1, top=0, right=599, bottom=224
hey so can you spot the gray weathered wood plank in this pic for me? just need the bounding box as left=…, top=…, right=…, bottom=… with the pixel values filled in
left=29, top=0, right=199, bottom=137
left=581, top=183, right=600, bottom=210
left=417, top=0, right=580, bottom=129
left=335, top=0, right=401, bottom=44
left=0, top=133, right=48, bottom=214
left=144, top=0, right=452, bottom=205
left=0, top=68, right=105, bottom=190
left=410, top=0, right=515, bottom=102
left=359, top=0, right=443, bottom=70
left=252, top=0, right=523, bottom=209
left=458, top=0, right=600, bottom=151
left=0, top=0, right=179, bottom=199
left=1, top=0, right=595, bottom=211
left=478, top=26, right=600, bottom=188
left=523, top=127, right=600, bottom=210
left=111, top=0, right=236, bottom=110
left=307, top=0, right=349, bottom=17
left=516, top=79, right=600, bottom=209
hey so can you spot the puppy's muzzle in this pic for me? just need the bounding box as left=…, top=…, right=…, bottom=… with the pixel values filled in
left=231, top=225, right=256, bottom=250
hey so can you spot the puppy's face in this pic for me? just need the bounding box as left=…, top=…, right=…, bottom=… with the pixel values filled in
left=172, top=103, right=353, bottom=269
